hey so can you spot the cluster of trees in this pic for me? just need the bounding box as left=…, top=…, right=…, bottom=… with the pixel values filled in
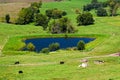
left=83, top=0, right=120, bottom=17
left=16, top=1, right=42, bottom=25
left=49, top=17, right=75, bottom=33
left=108, top=0, right=120, bottom=16
left=15, top=1, right=76, bottom=33
left=25, top=42, right=60, bottom=53
left=83, top=0, right=108, bottom=11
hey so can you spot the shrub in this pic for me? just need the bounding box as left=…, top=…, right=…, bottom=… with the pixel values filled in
left=77, top=40, right=85, bottom=50
left=26, top=43, right=35, bottom=51
left=76, top=12, right=94, bottom=26
left=5, top=14, right=10, bottom=23
left=49, top=42, right=60, bottom=51
left=97, top=8, right=108, bottom=16
left=41, top=48, right=50, bottom=54
left=34, top=13, right=49, bottom=30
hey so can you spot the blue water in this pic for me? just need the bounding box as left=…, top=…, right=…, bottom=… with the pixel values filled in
left=24, top=37, right=95, bottom=52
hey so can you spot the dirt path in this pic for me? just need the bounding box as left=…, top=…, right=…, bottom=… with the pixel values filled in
left=0, top=36, right=9, bottom=56
left=81, top=53, right=120, bottom=60
left=0, top=62, right=57, bottom=67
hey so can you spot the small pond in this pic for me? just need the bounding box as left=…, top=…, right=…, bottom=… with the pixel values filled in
left=24, top=37, right=95, bottom=52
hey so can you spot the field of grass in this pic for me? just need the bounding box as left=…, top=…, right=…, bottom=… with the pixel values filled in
left=0, top=0, right=120, bottom=80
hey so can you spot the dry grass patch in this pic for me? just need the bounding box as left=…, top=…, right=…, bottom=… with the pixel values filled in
left=0, top=0, right=54, bottom=22
left=0, top=3, right=29, bottom=22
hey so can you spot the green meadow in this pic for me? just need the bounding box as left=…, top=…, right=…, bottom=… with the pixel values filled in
left=0, top=0, right=120, bottom=80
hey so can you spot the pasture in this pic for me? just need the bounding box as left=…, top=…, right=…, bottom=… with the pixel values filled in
left=0, top=0, right=120, bottom=80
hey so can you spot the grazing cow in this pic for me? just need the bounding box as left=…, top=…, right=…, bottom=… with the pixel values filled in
left=18, top=70, right=23, bottom=74
left=60, top=61, right=64, bottom=64
left=78, top=62, right=88, bottom=68
left=15, top=61, right=20, bottom=64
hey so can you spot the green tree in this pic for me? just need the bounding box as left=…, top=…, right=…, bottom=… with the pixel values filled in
left=76, top=12, right=94, bottom=26
left=16, top=2, right=42, bottom=25
left=46, top=8, right=67, bottom=19
left=41, top=48, right=50, bottom=54
left=34, top=14, right=49, bottom=30
left=49, top=17, right=75, bottom=34
left=91, top=0, right=98, bottom=3
left=52, top=9, right=63, bottom=19
left=77, top=40, right=85, bottom=50
left=30, top=1, right=42, bottom=8
left=97, top=8, right=108, bottom=16
left=46, top=9, right=53, bottom=19
left=5, top=14, right=10, bottom=23
left=26, top=43, right=35, bottom=51
left=49, top=42, right=60, bottom=51
left=16, top=7, right=34, bottom=24
left=108, top=0, right=120, bottom=16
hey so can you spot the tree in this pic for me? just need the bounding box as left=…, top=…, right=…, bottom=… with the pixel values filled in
left=34, top=14, right=49, bottom=30
left=49, top=17, right=75, bottom=34
left=77, top=40, right=85, bottom=50
left=16, top=7, right=35, bottom=24
left=76, top=12, right=94, bottom=26
left=41, top=48, right=49, bottom=54
left=83, top=4, right=92, bottom=11
left=16, top=1, right=42, bottom=25
left=52, top=9, right=63, bottom=19
left=91, top=0, right=98, bottom=3
left=49, top=42, right=60, bottom=51
left=97, top=8, right=108, bottom=16
left=30, top=1, right=42, bottom=8
left=108, top=0, right=120, bottom=16
left=45, top=8, right=67, bottom=19
left=83, top=0, right=108, bottom=11
left=5, top=14, right=10, bottom=23
left=46, top=9, right=53, bottom=19
left=26, top=43, right=35, bottom=51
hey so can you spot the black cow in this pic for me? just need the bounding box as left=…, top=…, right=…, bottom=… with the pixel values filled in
left=60, top=61, right=64, bottom=64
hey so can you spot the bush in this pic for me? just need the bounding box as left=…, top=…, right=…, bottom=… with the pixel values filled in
left=97, top=8, right=108, bottom=16
left=34, top=14, right=49, bottom=30
left=5, top=14, right=10, bottom=23
left=26, top=43, right=35, bottom=51
left=76, top=12, right=94, bottom=26
left=41, top=48, right=50, bottom=54
left=49, top=42, right=60, bottom=51
left=77, top=40, right=85, bottom=50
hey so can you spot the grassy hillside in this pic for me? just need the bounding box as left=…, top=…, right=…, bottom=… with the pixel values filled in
left=0, top=0, right=54, bottom=3
left=0, top=0, right=120, bottom=80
